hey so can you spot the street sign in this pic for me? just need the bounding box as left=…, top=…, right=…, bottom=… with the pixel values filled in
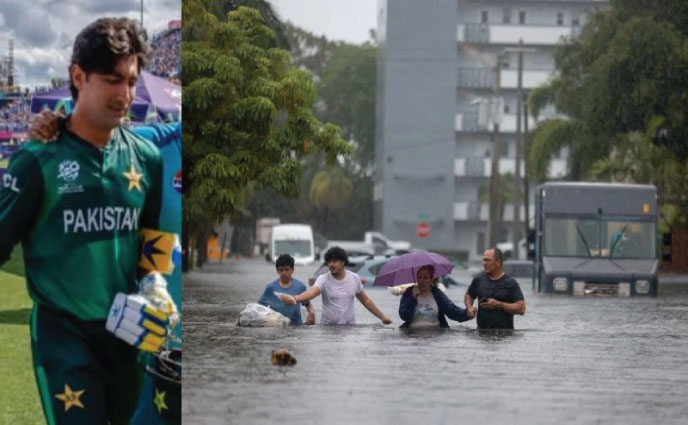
left=416, top=221, right=430, bottom=239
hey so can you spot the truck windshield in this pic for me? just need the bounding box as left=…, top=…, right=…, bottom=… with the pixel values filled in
left=545, top=218, right=599, bottom=257
left=274, top=240, right=312, bottom=257
left=544, top=217, right=655, bottom=258
left=604, top=220, right=655, bottom=258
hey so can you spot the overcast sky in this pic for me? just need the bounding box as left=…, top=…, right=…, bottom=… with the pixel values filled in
left=270, top=0, right=377, bottom=44
left=0, top=0, right=180, bottom=90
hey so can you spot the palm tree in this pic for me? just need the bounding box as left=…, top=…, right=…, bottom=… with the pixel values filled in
left=309, top=167, right=353, bottom=235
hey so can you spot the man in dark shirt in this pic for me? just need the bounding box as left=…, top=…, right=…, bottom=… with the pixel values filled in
left=465, top=248, right=526, bottom=329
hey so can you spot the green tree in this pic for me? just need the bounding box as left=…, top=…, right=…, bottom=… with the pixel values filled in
left=182, top=2, right=352, bottom=267
left=198, top=0, right=289, bottom=48
left=317, top=43, right=377, bottom=171
left=309, top=167, right=353, bottom=234
left=588, top=131, right=688, bottom=231
left=528, top=3, right=688, bottom=180
left=248, top=26, right=378, bottom=240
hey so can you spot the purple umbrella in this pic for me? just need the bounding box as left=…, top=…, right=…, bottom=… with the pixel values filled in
left=372, top=252, right=454, bottom=287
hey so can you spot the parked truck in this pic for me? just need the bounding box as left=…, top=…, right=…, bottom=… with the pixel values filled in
left=327, top=231, right=412, bottom=257
left=533, top=182, right=658, bottom=296
left=266, top=224, right=317, bottom=265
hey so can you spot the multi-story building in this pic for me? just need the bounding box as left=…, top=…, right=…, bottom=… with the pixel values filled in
left=375, top=0, right=608, bottom=261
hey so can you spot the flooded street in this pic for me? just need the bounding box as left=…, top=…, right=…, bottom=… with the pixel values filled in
left=183, top=258, right=688, bottom=425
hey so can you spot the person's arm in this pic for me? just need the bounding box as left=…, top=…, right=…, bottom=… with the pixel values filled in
left=138, top=152, right=163, bottom=231
left=304, top=301, right=315, bottom=325
left=480, top=280, right=526, bottom=315
left=356, top=290, right=392, bottom=324
left=0, top=149, right=44, bottom=265
left=133, top=122, right=181, bottom=148
left=464, top=282, right=477, bottom=319
left=279, top=286, right=321, bottom=305
left=28, top=110, right=61, bottom=142
left=256, top=285, right=272, bottom=307
left=398, top=287, right=418, bottom=322
left=435, top=289, right=469, bottom=322
left=478, top=298, right=526, bottom=315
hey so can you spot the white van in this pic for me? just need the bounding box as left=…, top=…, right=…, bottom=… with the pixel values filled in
left=266, top=224, right=316, bottom=265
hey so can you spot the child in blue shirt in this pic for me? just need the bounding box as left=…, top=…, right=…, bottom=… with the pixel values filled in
left=258, top=254, right=315, bottom=325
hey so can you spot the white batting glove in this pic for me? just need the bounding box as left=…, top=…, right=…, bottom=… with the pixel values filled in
left=138, top=272, right=179, bottom=330
left=106, top=292, right=170, bottom=352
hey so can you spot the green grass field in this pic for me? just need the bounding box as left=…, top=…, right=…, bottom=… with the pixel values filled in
left=0, top=245, right=25, bottom=277
left=0, top=270, right=43, bottom=425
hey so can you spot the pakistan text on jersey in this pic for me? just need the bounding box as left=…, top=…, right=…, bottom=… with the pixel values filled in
left=63, top=207, right=141, bottom=233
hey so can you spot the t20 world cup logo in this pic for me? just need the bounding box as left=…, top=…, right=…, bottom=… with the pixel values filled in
left=58, top=160, right=80, bottom=182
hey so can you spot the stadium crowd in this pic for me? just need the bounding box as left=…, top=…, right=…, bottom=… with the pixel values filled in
left=0, top=95, right=30, bottom=133
left=145, top=28, right=181, bottom=79
left=0, top=28, right=180, bottom=141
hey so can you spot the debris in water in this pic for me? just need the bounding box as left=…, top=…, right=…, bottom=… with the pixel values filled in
left=271, top=349, right=296, bottom=366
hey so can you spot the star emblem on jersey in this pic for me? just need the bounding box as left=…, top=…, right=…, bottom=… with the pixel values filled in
left=123, top=164, right=143, bottom=192
left=55, top=384, right=85, bottom=412
left=154, top=387, right=168, bottom=414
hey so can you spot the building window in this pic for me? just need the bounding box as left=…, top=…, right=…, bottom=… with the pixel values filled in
left=519, top=11, right=526, bottom=24
left=501, top=141, right=510, bottom=157
left=557, top=12, right=564, bottom=26
left=503, top=8, right=511, bottom=24
left=481, top=10, right=488, bottom=24
left=572, top=18, right=580, bottom=26
left=504, top=104, right=510, bottom=114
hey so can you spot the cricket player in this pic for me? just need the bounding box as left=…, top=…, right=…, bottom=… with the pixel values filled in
left=0, top=18, right=174, bottom=425
left=30, top=115, right=183, bottom=425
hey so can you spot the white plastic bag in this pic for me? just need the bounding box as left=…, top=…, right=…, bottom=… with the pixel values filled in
left=237, top=303, right=291, bottom=327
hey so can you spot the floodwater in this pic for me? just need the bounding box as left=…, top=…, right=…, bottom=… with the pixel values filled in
left=183, top=258, right=688, bottom=425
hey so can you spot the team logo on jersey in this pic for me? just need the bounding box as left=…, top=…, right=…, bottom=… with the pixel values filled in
left=58, top=160, right=80, bottom=182
left=2, top=173, right=20, bottom=193
left=55, top=383, right=85, bottom=412
left=139, top=228, right=179, bottom=275
left=173, top=170, right=182, bottom=193
left=123, top=164, right=143, bottom=192
left=57, top=160, right=84, bottom=194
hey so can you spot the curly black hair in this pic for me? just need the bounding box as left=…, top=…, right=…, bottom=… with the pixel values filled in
left=324, top=246, right=348, bottom=265
left=275, top=254, right=295, bottom=269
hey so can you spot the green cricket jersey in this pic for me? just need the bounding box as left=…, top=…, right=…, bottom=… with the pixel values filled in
left=0, top=121, right=162, bottom=320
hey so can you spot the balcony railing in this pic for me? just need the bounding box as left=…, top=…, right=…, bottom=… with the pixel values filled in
left=458, top=67, right=553, bottom=90
left=454, top=157, right=567, bottom=178
left=463, top=23, right=490, bottom=44
left=459, top=23, right=573, bottom=45
left=457, top=67, right=494, bottom=89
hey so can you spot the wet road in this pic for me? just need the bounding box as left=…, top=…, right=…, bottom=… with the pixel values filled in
left=183, top=258, right=688, bottom=425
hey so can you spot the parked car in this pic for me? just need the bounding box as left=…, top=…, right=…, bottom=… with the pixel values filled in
left=502, top=260, right=534, bottom=279
left=309, top=255, right=469, bottom=289
left=440, top=275, right=469, bottom=287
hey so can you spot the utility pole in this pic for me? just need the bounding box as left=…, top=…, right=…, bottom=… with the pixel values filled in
left=523, top=92, right=530, bottom=252
left=488, top=56, right=502, bottom=248
left=141, top=0, right=144, bottom=28
left=512, top=40, right=524, bottom=259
